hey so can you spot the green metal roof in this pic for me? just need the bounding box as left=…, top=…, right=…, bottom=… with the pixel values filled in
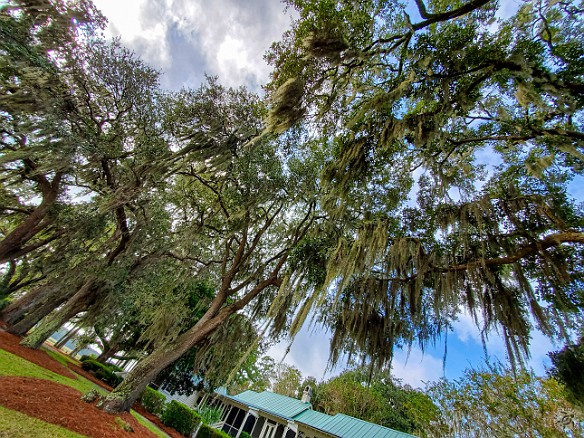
left=293, top=409, right=337, bottom=430
left=227, top=390, right=312, bottom=419
left=223, top=391, right=415, bottom=438
left=321, top=414, right=416, bottom=438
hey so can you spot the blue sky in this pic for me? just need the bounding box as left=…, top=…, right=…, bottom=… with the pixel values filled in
left=90, top=0, right=580, bottom=388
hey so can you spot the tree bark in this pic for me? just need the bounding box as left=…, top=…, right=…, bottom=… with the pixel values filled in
left=0, top=171, right=63, bottom=263
left=7, top=285, right=78, bottom=336
left=98, top=227, right=289, bottom=413
left=100, top=309, right=231, bottom=413
left=96, top=341, right=120, bottom=364
left=19, top=279, right=98, bottom=349
left=0, top=284, right=57, bottom=325
left=55, top=325, right=81, bottom=349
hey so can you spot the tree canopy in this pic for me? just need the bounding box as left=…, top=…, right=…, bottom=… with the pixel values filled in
left=1, top=0, right=584, bottom=415
left=265, top=0, right=584, bottom=369
left=427, top=363, right=584, bottom=437
left=313, top=368, right=439, bottom=436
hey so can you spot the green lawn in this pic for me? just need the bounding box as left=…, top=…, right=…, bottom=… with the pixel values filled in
left=0, top=405, right=86, bottom=438
left=0, top=349, right=102, bottom=394
left=0, top=346, right=170, bottom=437
left=131, top=411, right=170, bottom=438
left=44, top=347, right=79, bottom=367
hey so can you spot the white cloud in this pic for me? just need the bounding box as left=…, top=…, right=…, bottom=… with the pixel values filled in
left=217, top=35, right=256, bottom=86
left=267, top=323, right=446, bottom=389
left=452, top=309, right=484, bottom=344
left=391, top=348, right=444, bottom=389
left=91, top=0, right=294, bottom=90
left=267, top=324, right=341, bottom=381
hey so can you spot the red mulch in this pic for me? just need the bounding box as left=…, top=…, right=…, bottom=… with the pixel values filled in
left=65, top=363, right=182, bottom=437
left=0, top=331, right=76, bottom=379
left=0, top=329, right=187, bottom=437
left=0, top=376, right=160, bottom=438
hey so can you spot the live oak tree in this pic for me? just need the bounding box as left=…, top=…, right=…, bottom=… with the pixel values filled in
left=0, top=15, right=323, bottom=412
left=10, top=37, right=169, bottom=347
left=549, top=332, right=584, bottom=409
left=264, top=0, right=584, bottom=369
left=271, top=363, right=303, bottom=398
left=426, top=364, right=584, bottom=437
left=228, top=354, right=277, bottom=395
left=152, top=313, right=264, bottom=396
left=0, top=2, right=165, bottom=334
left=0, top=2, right=108, bottom=310
left=98, top=136, right=322, bottom=412
left=313, top=368, right=439, bottom=436
left=2, top=0, right=584, bottom=416
left=0, top=0, right=105, bottom=263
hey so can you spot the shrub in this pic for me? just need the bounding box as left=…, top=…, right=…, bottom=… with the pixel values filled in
left=80, top=359, right=102, bottom=373
left=81, top=359, right=123, bottom=387
left=240, top=432, right=253, bottom=438
left=161, top=400, right=202, bottom=436
left=140, top=387, right=167, bottom=417
left=196, top=424, right=232, bottom=438
left=105, top=362, right=123, bottom=373
left=106, top=373, right=123, bottom=387
left=197, top=404, right=222, bottom=425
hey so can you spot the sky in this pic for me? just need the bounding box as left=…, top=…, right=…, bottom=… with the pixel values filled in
left=89, top=0, right=572, bottom=389
left=92, top=0, right=295, bottom=91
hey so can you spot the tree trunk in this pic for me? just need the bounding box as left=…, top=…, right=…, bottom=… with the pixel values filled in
left=69, top=342, right=87, bottom=358
left=19, top=280, right=98, bottom=349
left=7, top=286, right=77, bottom=336
left=95, top=326, right=126, bottom=364
left=55, top=325, right=81, bottom=349
left=96, top=341, right=120, bottom=364
left=0, top=172, right=62, bottom=263
left=0, top=284, right=57, bottom=326
left=100, top=310, right=231, bottom=413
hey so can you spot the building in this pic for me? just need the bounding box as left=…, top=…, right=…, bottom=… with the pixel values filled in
left=47, top=327, right=100, bottom=360
left=212, top=388, right=415, bottom=438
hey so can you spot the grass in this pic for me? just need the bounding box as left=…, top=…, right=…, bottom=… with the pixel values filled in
left=0, top=405, right=86, bottom=438
left=0, top=349, right=102, bottom=394
left=44, top=347, right=78, bottom=367
left=131, top=411, right=170, bottom=438
left=0, top=346, right=171, bottom=437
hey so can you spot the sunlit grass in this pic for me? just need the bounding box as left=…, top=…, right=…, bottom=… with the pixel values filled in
left=0, top=405, right=86, bottom=438
left=0, top=346, right=170, bottom=437
left=44, top=347, right=79, bottom=367
left=131, top=411, right=170, bottom=438
left=0, top=349, right=102, bottom=394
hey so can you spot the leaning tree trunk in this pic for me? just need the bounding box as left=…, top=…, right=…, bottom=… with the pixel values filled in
left=95, top=326, right=126, bottom=364
left=7, top=285, right=80, bottom=336
left=100, top=310, right=230, bottom=413
left=0, top=172, right=62, bottom=263
left=55, top=325, right=81, bottom=349
left=69, top=341, right=87, bottom=358
left=20, top=280, right=99, bottom=349
left=96, top=341, right=120, bottom=364
left=0, top=284, right=58, bottom=326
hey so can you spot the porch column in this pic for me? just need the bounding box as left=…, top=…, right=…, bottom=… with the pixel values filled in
left=218, top=401, right=226, bottom=419
left=222, top=405, right=232, bottom=421
left=235, top=410, right=251, bottom=438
